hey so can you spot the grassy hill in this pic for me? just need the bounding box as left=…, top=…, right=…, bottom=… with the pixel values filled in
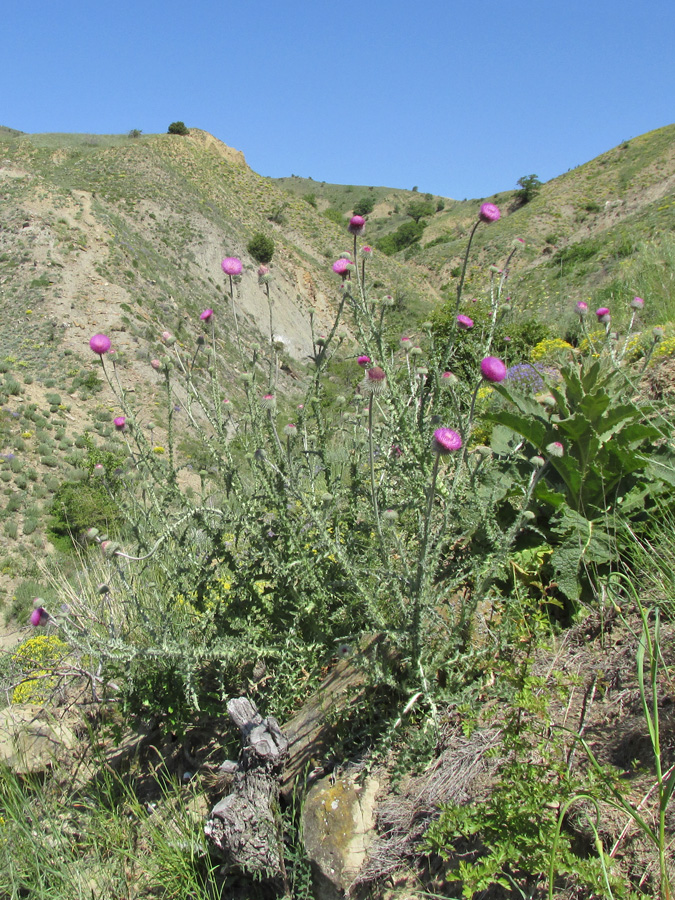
left=1, top=123, right=675, bottom=900
left=0, top=127, right=432, bottom=613
left=275, top=123, right=675, bottom=328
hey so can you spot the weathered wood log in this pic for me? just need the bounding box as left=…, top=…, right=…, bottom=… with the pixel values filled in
left=205, top=697, right=289, bottom=888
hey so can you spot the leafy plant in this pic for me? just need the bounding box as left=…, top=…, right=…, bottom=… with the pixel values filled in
left=353, top=196, right=375, bottom=216
left=488, top=356, right=673, bottom=606
left=167, top=121, right=189, bottom=135
left=247, top=231, right=275, bottom=265
left=515, top=173, right=542, bottom=205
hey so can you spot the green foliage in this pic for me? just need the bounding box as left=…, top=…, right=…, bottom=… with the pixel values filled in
left=552, top=239, right=599, bottom=267
left=167, top=121, right=189, bottom=135
left=405, top=200, right=435, bottom=223
left=323, top=206, right=345, bottom=226
left=376, top=220, right=426, bottom=256
left=488, top=357, right=674, bottom=606
left=425, top=662, right=626, bottom=898
left=515, top=173, right=543, bottom=204
left=128, top=128, right=142, bottom=138
left=50, top=479, right=123, bottom=539
left=353, top=196, right=375, bottom=216
left=247, top=231, right=275, bottom=265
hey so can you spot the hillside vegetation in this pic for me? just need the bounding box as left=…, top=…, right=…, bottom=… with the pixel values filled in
left=0, top=124, right=674, bottom=900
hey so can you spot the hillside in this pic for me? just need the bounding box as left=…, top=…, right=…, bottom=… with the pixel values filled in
left=1, top=124, right=675, bottom=900
left=275, top=124, right=675, bottom=326
left=0, top=127, right=431, bottom=619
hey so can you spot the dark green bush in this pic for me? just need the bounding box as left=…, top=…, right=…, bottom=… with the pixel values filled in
left=376, top=220, right=426, bottom=256
left=515, top=174, right=542, bottom=204
left=167, top=121, right=189, bottom=136
left=247, top=232, right=275, bottom=265
left=50, top=479, right=123, bottom=540
left=353, top=197, right=375, bottom=216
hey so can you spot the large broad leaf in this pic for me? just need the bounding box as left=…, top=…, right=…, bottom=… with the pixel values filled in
left=485, top=410, right=549, bottom=450
left=644, top=455, right=675, bottom=487
left=490, top=424, right=525, bottom=456
left=578, top=390, right=612, bottom=422
left=534, top=482, right=567, bottom=509
left=550, top=509, right=614, bottom=602
left=492, top=384, right=550, bottom=423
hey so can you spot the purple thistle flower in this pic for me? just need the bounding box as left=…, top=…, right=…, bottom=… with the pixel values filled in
left=348, top=215, right=366, bottom=235
left=332, top=258, right=350, bottom=276
left=114, top=416, right=126, bottom=431
left=456, top=314, right=474, bottom=330
left=200, top=309, right=213, bottom=322
left=357, top=355, right=371, bottom=367
left=576, top=301, right=589, bottom=316
left=30, top=606, right=49, bottom=627
left=221, top=257, right=243, bottom=276
left=479, top=202, right=501, bottom=224
left=596, top=307, right=611, bottom=324
left=363, top=366, right=387, bottom=395
left=151, top=358, right=161, bottom=370
left=89, top=334, right=111, bottom=355
left=631, top=296, right=644, bottom=310
left=360, top=245, right=373, bottom=257
left=260, top=393, right=276, bottom=410
left=432, top=428, right=463, bottom=455
left=480, top=356, right=507, bottom=383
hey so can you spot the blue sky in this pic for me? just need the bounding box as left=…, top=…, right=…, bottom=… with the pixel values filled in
left=2, top=0, right=673, bottom=199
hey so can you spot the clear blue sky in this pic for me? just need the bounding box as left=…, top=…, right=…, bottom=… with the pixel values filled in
left=2, top=0, right=673, bottom=199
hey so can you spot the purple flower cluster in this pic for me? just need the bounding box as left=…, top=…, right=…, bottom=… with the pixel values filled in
left=505, top=363, right=559, bottom=393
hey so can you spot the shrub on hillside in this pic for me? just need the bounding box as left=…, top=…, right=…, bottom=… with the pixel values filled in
left=376, top=220, right=426, bottom=255
left=167, top=121, right=189, bottom=136
left=353, top=197, right=375, bottom=216
left=247, top=232, right=275, bottom=265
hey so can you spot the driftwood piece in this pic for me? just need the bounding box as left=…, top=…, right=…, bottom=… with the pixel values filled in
left=205, top=697, right=289, bottom=886
left=281, top=633, right=395, bottom=800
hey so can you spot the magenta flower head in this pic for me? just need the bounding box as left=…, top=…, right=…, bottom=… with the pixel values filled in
left=151, top=358, right=161, bottom=370
left=30, top=606, right=49, bottom=627
left=546, top=441, right=565, bottom=458
left=456, top=314, right=474, bottom=330
left=357, top=355, right=371, bottom=367
left=332, top=258, right=350, bottom=276
left=596, top=307, right=611, bottom=324
left=114, top=416, right=126, bottom=431
left=360, top=245, right=373, bottom=257
left=89, top=333, right=111, bottom=355
left=631, top=296, right=644, bottom=310
left=221, top=257, right=243, bottom=276
left=260, top=393, right=276, bottom=410
left=440, top=371, right=458, bottom=386
left=479, top=202, right=501, bottom=224
left=348, top=215, right=366, bottom=235
left=576, top=301, right=589, bottom=316
left=363, top=366, right=387, bottom=395
left=432, top=428, right=463, bottom=455
left=481, top=356, right=507, bottom=383
left=200, top=308, right=213, bottom=322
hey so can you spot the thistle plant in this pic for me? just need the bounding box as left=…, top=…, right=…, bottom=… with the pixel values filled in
left=39, top=204, right=668, bottom=729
